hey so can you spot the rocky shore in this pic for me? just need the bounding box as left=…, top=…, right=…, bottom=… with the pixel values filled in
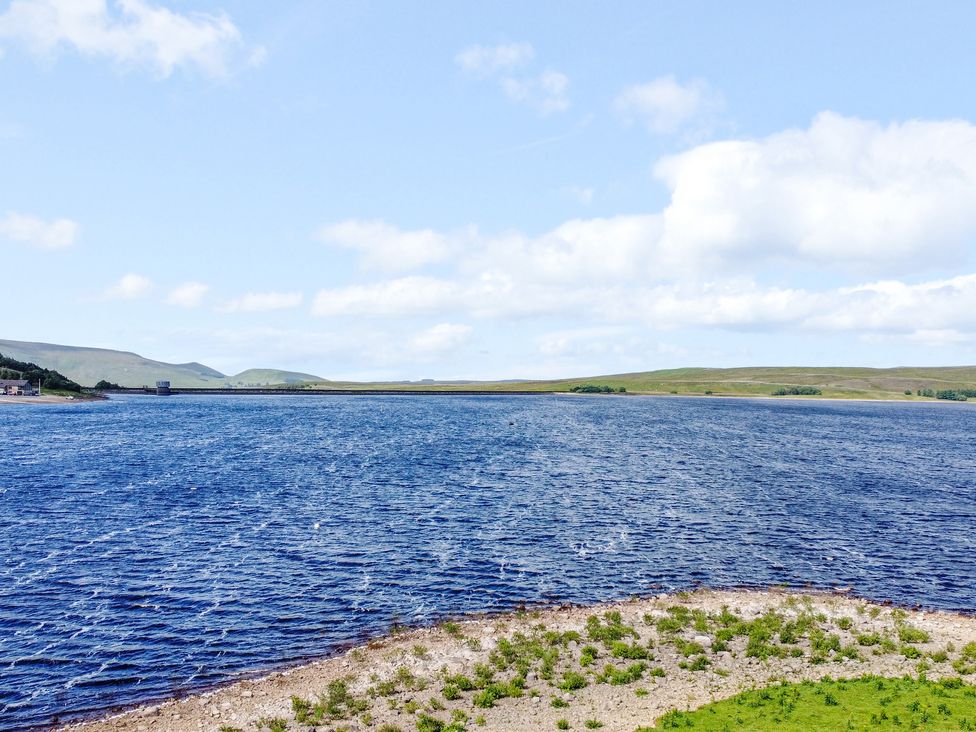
left=66, top=589, right=976, bottom=732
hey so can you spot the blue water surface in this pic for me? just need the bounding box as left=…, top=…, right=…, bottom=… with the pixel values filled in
left=1, top=394, right=974, bottom=729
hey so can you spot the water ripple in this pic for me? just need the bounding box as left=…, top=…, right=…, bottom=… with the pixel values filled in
left=0, top=394, right=974, bottom=729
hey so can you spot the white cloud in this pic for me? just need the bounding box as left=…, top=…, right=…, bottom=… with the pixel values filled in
left=614, top=75, right=721, bottom=135
left=501, top=70, right=569, bottom=114
left=567, top=186, right=594, bottom=205
left=305, top=113, right=976, bottom=353
left=0, top=211, right=78, bottom=248
left=322, top=116, right=976, bottom=283
left=101, top=272, right=152, bottom=299
left=411, top=323, right=472, bottom=353
left=0, top=0, right=262, bottom=78
left=218, top=291, right=303, bottom=313
left=653, top=112, right=976, bottom=272
left=456, top=41, right=569, bottom=114
left=312, top=277, right=462, bottom=318
left=317, top=219, right=453, bottom=272
left=314, top=271, right=976, bottom=339
left=165, top=281, right=209, bottom=308
left=454, top=42, right=533, bottom=76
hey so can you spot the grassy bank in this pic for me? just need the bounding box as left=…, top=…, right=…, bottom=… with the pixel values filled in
left=68, top=590, right=976, bottom=732
left=295, top=366, right=976, bottom=401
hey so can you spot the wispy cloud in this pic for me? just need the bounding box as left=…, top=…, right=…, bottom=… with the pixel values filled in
left=456, top=41, right=569, bottom=114
left=165, top=281, right=209, bottom=308
left=614, top=75, right=722, bottom=135
left=501, top=70, right=569, bottom=114
left=218, top=291, right=303, bottom=313
left=0, top=0, right=264, bottom=78
left=454, top=42, right=533, bottom=76
left=101, top=272, right=153, bottom=300
left=0, top=211, right=78, bottom=249
left=411, top=323, right=472, bottom=354
left=317, top=219, right=452, bottom=272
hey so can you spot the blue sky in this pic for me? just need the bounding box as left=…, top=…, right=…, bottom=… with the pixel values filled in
left=3, top=1, right=976, bottom=379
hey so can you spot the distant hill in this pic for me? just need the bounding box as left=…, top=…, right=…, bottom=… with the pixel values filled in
left=4, top=338, right=974, bottom=400
left=302, top=365, right=976, bottom=400
left=0, top=339, right=324, bottom=388
left=223, top=368, right=327, bottom=386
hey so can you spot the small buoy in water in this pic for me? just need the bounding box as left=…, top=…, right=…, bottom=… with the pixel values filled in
left=508, top=421, right=515, bottom=426
left=313, top=522, right=320, bottom=530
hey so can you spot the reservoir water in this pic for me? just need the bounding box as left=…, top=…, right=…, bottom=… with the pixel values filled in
left=1, top=394, right=974, bottom=729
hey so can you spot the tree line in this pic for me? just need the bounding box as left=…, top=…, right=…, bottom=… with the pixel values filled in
left=569, top=384, right=627, bottom=393
left=0, top=352, right=82, bottom=392
left=915, top=388, right=976, bottom=401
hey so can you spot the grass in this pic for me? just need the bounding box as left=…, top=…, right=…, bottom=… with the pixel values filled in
left=298, top=365, right=976, bottom=400
left=655, top=676, right=976, bottom=730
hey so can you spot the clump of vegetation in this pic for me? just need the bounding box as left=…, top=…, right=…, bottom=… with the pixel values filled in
left=771, top=385, right=823, bottom=396
left=558, top=671, right=589, bottom=691
left=595, top=661, right=647, bottom=685
left=656, top=676, right=976, bottom=730
left=568, top=384, right=626, bottom=393
left=93, top=379, right=123, bottom=390
left=441, top=621, right=463, bottom=638
left=291, top=679, right=369, bottom=724
left=897, top=624, right=931, bottom=644
left=255, top=719, right=289, bottom=732
left=586, top=612, right=639, bottom=645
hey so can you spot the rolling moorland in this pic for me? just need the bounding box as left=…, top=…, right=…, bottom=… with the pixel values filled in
left=4, top=338, right=976, bottom=399
left=0, top=339, right=324, bottom=388
left=300, top=366, right=976, bottom=401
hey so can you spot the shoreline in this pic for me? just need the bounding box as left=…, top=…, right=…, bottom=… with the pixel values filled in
left=0, top=394, right=103, bottom=405
left=63, top=588, right=976, bottom=732
left=95, top=388, right=974, bottom=405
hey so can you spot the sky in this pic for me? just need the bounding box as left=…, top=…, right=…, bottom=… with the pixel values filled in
left=3, top=0, right=976, bottom=380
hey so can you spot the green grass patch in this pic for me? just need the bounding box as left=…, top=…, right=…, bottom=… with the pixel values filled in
left=654, top=676, right=976, bottom=730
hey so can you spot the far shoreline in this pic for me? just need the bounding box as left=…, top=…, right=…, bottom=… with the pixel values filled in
left=91, top=387, right=975, bottom=405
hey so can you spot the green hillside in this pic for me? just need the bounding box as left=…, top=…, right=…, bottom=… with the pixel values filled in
left=224, top=368, right=326, bottom=386
left=5, top=338, right=975, bottom=399
left=0, top=339, right=324, bottom=388
left=302, top=366, right=976, bottom=400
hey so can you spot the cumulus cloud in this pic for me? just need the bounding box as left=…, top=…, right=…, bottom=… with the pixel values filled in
left=0, top=211, right=78, bottom=249
left=304, top=112, right=976, bottom=355
left=654, top=112, right=976, bottom=272
left=614, top=75, right=721, bottom=135
left=454, top=42, right=533, bottom=76
left=101, top=272, right=152, bottom=300
left=456, top=41, right=569, bottom=114
left=321, top=115, right=976, bottom=283
left=317, top=219, right=453, bottom=272
left=411, top=323, right=472, bottom=353
left=0, top=0, right=262, bottom=78
left=218, top=291, right=303, bottom=313
left=165, top=281, right=209, bottom=308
